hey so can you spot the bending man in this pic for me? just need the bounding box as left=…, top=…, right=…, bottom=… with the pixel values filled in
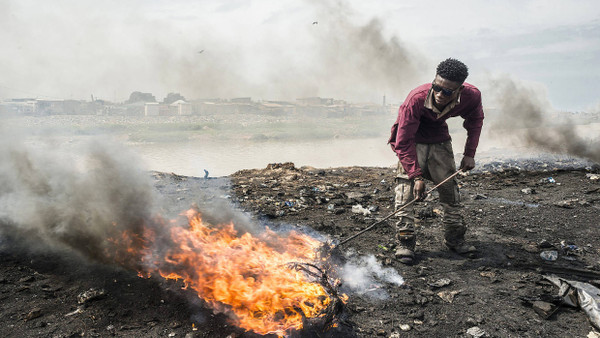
left=388, top=58, right=484, bottom=265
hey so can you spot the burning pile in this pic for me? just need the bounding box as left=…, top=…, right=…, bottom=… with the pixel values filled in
left=107, top=207, right=345, bottom=336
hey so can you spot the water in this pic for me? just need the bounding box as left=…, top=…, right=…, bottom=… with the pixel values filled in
left=129, top=138, right=396, bottom=177
left=6, top=115, right=599, bottom=178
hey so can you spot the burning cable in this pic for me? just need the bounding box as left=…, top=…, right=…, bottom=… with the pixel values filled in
left=107, top=207, right=345, bottom=336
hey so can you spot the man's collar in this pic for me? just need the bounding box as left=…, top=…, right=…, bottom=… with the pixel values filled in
left=424, top=85, right=462, bottom=118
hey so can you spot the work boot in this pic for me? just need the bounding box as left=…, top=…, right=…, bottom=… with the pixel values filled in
left=395, top=227, right=416, bottom=265
left=444, top=239, right=476, bottom=255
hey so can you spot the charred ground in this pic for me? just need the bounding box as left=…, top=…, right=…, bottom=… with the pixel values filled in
left=1, top=162, right=600, bottom=337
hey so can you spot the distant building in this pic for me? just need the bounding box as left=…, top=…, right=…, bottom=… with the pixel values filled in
left=231, top=97, right=252, bottom=103
left=170, top=100, right=192, bottom=115
left=0, top=98, right=37, bottom=115
left=144, top=102, right=160, bottom=116
left=296, top=97, right=334, bottom=106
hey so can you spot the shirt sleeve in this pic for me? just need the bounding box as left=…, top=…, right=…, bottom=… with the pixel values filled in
left=389, top=99, right=423, bottom=179
left=462, top=89, right=485, bottom=158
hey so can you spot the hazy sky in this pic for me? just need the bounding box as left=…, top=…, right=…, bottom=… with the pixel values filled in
left=1, top=0, right=599, bottom=111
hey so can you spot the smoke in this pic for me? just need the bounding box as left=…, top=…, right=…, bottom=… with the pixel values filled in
left=0, top=1, right=429, bottom=103
left=485, top=74, right=600, bottom=163
left=0, top=127, right=157, bottom=262
left=255, top=0, right=430, bottom=102
left=339, top=252, right=404, bottom=300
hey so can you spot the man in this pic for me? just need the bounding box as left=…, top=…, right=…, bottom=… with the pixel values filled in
left=388, top=58, right=484, bottom=265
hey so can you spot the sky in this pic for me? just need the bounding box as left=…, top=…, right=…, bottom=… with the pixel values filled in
left=1, top=0, right=599, bottom=111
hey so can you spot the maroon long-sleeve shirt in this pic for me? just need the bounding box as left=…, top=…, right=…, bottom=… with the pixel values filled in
left=388, top=82, right=484, bottom=179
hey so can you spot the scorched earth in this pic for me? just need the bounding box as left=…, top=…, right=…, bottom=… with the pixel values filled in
left=1, top=161, right=600, bottom=337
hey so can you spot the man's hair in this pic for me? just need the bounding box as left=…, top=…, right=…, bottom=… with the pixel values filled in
left=436, top=58, right=469, bottom=83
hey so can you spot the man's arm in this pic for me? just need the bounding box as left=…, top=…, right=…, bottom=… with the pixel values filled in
left=389, top=100, right=422, bottom=179
left=461, top=89, right=484, bottom=170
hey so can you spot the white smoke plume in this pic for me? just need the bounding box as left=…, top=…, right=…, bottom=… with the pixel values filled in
left=340, top=252, right=404, bottom=300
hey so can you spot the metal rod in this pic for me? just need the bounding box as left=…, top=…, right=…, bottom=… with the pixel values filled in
left=336, top=169, right=463, bottom=247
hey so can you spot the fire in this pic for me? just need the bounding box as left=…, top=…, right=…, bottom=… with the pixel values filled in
left=109, top=208, right=336, bottom=336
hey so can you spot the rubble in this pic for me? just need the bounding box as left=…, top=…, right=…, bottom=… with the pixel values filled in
left=1, top=165, right=599, bottom=337
left=77, top=288, right=106, bottom=304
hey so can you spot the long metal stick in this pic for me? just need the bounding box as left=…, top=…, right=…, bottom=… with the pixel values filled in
left=336, top=169, right=463, bottom=247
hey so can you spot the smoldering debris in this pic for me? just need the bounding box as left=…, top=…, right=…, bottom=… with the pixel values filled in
left=340, top=252, right=404, bottom=299
left=473, top=155, right=600, bottom=174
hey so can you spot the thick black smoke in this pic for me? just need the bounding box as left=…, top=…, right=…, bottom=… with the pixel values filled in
left=0, top=130, right=157, bottom=262
left=486, top=74, right=599, bottom=163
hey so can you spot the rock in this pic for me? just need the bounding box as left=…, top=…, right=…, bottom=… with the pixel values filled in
left=521, top=188, right=536, bottom=194
left=532, top=301, right=555, bottom=318
left=428, top=278, right=452, bottom=288
left=466, top=326, right=486, bottom=337
left=408, top=310, right=425, bottom=320
left=538, top=239, right=553, bottom=248
left=399, top=324, right=411, bottom=331
left=77, top=288, right=106, bottom=304
left=554, top=198, right=579, bottom=208
left=24, top=307, right=43, bottom=321
left=18, top=276, right=35, bottom=283
left=437, top=290, right=461, bottom=303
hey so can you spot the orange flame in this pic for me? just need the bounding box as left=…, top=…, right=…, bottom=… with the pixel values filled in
left=110, top=209, right=333, bottom=336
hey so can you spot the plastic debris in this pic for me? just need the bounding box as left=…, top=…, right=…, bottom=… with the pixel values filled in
left=351, top=204, right=371, bottom=216
left=77, top=288, right=106, bottom=304
left=586, top=173, right=600, bottom=181
left=65, top=307, right=84, bottom=317
left=545, top=275, right=600, bottom=330
left=429, top=278, right=452, bottom=288
left=540, top=250, right=558, bottom=261
left=560, top=240, right=581, bottom=256
left=437, top=290, right=461, bottom=303
left=540, top=177, right=556, bottom=184
left=521, top=188, right=536, bottom=195
left=399, top=324, right=411, bottom=331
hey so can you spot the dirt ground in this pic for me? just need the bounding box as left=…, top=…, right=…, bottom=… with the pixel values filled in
left=1, top=161, right=600, bottom=337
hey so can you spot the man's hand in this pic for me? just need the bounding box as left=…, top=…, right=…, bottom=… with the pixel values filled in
left=460, top=156, right=475, bottom=171
left=413, top=179, right=426, bottom=200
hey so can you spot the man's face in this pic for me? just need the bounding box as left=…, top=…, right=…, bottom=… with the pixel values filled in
left=432, top=74, right=462, bottom=107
